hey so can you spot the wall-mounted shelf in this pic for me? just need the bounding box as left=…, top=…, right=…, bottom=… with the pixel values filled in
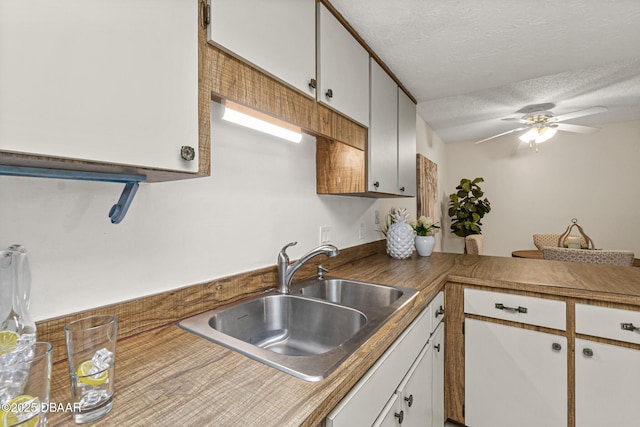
left=0, top=166, right=145, bottom=224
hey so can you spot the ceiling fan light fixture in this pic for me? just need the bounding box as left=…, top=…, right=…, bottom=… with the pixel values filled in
left=518, top=128, right=539, bottom=143
left=518, top=126, right=557, bottom=144
left=536, top=126, right=557, bottom=143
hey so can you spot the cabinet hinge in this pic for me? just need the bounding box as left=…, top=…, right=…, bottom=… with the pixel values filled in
left=200, top=1, right=210, bottom=30
left=462, top=404, right=465, bottom=418
left=462, top=321, right=465, bottom=335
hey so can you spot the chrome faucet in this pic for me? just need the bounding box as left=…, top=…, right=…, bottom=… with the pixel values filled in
left=277, top=242, right=339, bottom=294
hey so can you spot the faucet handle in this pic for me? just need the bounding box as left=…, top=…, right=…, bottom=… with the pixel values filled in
left=278, top=242, right=297, bottom=262
left=317, top=265, right=329, bottom=279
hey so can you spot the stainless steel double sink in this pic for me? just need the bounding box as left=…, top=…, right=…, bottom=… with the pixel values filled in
left=179, top=277, right=418, bottom=381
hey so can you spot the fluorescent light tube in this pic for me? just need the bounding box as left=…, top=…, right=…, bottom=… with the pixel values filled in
left=221, top=100, right=303, bottom=143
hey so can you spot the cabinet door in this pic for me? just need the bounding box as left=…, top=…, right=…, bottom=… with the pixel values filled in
left=327, top=308, right=431, bottom=427
left=397, top=89, right=416, bottom=196
left=0, top=0, right=198, bottom=172
left=465, top=319, right=567, bottom=427
left=397, top=342, right=433, bottom=427
left=373, top=394, right=403, bottom=427
left=431, top=324, right=445, bottom=427
left=208, top=0, right=316, bottom=98
left=317, top=3, right=369, bottom=127
left=369, top=59, right=399, bottom=194
left=575, top=339, right=640, bottom=426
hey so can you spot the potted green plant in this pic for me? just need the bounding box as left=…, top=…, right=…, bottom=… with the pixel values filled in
left=448, top=177, right=491, bottom=238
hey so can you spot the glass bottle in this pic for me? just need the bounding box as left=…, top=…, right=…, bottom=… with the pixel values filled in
left=0, top=247, right=36, bottom=336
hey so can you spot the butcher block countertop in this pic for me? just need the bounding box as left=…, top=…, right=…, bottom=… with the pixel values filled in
left=44, top=246, right=640, bottom=426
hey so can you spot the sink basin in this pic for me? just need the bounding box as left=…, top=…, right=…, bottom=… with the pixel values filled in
left=179, top=279, right=418, bottom=381
left=207, top=294, right=366, bottom=356
left=293, top=277, right=404, bottom=309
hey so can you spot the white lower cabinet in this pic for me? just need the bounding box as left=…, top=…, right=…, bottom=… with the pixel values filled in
left=430, top=324, right=445, bottom=427
left=465, top=319, right=567, bottom=427
left=327, top=292, right=445, bottom=427
left=575, top=339, right=640, bottom=426
left=575, top=303, right=640, bottom=426
left=394, top=338, right=434, bottom=427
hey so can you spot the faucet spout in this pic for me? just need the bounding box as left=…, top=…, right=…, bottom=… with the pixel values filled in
left=277, top=243, right=339, bottom=294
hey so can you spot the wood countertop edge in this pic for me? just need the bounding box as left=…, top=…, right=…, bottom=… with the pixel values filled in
left=44, top=251, right=640, bottom=426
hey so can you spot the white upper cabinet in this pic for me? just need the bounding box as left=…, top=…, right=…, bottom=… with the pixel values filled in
left=369, top=60, right=399, bottom=194
left=207, top=0, right=316, bottom=98
left=398, top=89, right=417, bottom=196
left=317, top=3, right=370, bottom=127
left=369, top=59, right=417, bottom=195
left=0, top=0, right=199, bottom=173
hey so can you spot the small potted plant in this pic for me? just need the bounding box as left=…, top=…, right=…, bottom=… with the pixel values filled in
left=411, top=216, right=440, bottom=256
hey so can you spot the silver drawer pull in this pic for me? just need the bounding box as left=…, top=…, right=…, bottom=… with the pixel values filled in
left=434, top=306, right=445, bottom=318
left=495, top=303, right=527, bottom=314
left=621, top=323, right=640, bottom=332
left=583, top=348, right=594, bottom=357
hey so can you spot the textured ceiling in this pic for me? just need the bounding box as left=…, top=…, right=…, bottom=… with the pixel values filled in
left=329, top=0, right=640, bottom=143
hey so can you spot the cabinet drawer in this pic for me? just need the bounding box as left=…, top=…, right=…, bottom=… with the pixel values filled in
left=431, top=291, right=445, bottom=333
left=464, top=288, right=566, bottom=330
left=576, top=304, right=640, bottom=345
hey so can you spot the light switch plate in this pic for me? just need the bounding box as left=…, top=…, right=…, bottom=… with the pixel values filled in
left=320, top=226, right=331, bottom=244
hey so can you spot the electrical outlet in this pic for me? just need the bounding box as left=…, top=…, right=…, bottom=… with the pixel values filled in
left=359, top=223, right=366, bottom=240
left=374, top=210, right=380, bottom=225
left=320, top=226, right=331, bottom=244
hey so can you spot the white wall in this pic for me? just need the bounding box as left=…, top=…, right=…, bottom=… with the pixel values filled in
left=442, top=120, right=640, bottom=256
left=0, top=110, right=385, bottom=321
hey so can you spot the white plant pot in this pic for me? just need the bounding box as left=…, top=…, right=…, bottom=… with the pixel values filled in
left=415, top=235, right=435, bottom=256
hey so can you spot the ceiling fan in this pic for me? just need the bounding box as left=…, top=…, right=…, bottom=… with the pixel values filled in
left=475, top=104, right=608, bottom=151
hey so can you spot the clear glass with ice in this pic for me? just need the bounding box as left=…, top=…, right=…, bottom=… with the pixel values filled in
left=64, top=315, right=118, bottom=424
left=0, top=341, right=53, bottom=427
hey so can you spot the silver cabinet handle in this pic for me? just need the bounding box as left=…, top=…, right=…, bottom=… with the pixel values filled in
left=404, top=394, right=413, bottom=407
left=583, top=348, right=594, bottom=357
left=435, top=306, right=445, bottom=317
left=621, top=323, right=640, bottom=332
left=552, top=343, right=562, bottom=351
left=434, top=344, right=441, bottom=352
left=394, top=410, right=404, bottom=424
left=495, top=303, right=527, bottom=314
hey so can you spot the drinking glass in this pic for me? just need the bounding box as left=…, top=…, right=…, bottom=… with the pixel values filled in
left=0, top=341, right=53, bottom=427
left=64, top=315, right=118, bottom=424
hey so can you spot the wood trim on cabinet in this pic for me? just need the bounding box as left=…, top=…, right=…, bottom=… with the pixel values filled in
left=206, top=42, right=367, bottom=151
left=316, top=137, right=365, bottom=194
left=444, top=283, right=465, bottom=424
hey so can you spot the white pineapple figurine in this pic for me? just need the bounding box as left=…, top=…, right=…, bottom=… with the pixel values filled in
left=386, top=208, right=415, bottom=259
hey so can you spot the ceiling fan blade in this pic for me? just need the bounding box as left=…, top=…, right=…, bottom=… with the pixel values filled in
left=501, top=117, right=528, bottom=124
left=548, top=106, right=608, bottom=123
left=554, top=123, right=600, bottom=134
left=474, top=127, right=528, bottom=144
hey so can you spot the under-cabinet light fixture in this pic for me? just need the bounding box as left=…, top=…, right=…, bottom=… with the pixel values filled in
left=221, top=100, right=303, bottom=143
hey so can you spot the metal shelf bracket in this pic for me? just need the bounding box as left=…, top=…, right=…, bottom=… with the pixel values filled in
left=0, top=165, right=146, bottom=224
left=108, top=181, right=139, bottom=224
